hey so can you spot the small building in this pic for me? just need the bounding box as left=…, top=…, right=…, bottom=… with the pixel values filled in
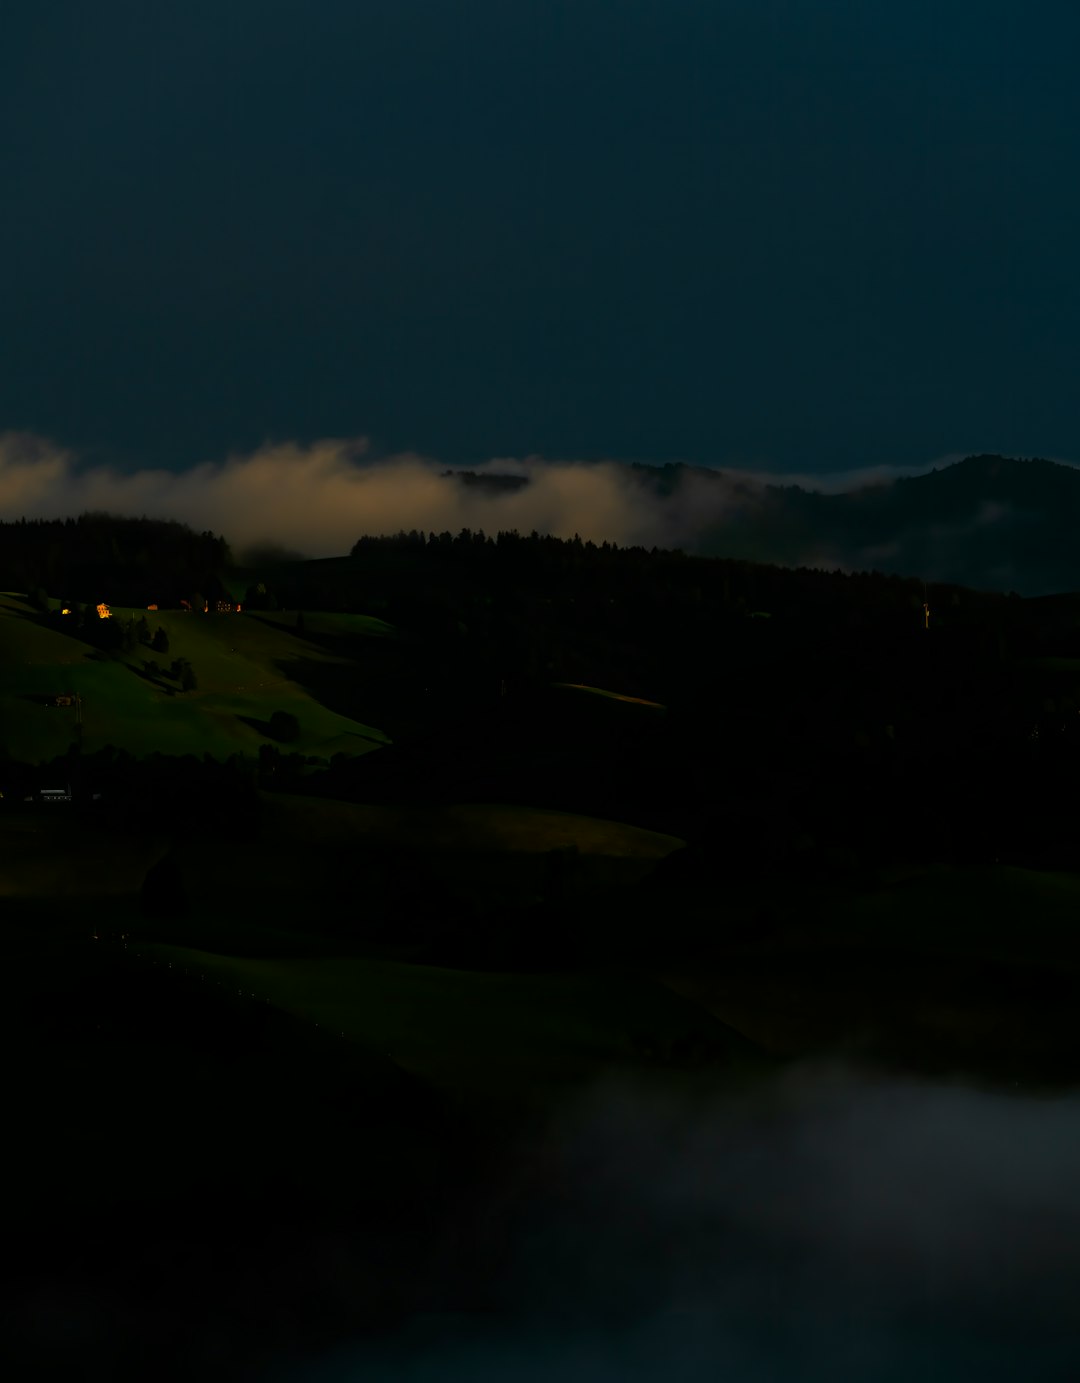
left=22, top=785, right=99, bottom=804
left=215, top=600, right=240, bottom=613
left=96, top=603, right=111, bottom=620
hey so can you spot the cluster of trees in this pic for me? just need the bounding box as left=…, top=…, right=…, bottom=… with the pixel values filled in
left=43, top=604, right=178, bottom=659
left=28, top=598, right=204, bottom=690
left=227, top=521, right=1029, bottom=660
left=256, top=740, right=322, bottom=785
left=170, top=658, right=197, bottom=693
left=29, top=595, right=206, bottom=688
left=341, top=528, right=1015, bottom=707
left=140, top=656, right=197, bottom=692
left=220, top=525, right=1062, bottom=761
left=242, top=581, right=279, bottom=611
left=339, top=528, right=1015, bottom=643
left=261, top=528, right=1080, bottom=874
left=0, top=515, right=231, bottom=607
left=132, top=615, right=169, bottom=653
left=355, top=525, right=1009, bottom=607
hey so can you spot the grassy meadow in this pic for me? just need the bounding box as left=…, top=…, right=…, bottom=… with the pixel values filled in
left=0, top=593, right=389, bottom=762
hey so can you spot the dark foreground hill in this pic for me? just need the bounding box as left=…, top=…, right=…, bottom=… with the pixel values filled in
left=9, top=494, right=1080, bottom=1378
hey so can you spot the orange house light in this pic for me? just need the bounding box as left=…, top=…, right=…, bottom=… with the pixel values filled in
left=96, top=603, right=111, bottom=619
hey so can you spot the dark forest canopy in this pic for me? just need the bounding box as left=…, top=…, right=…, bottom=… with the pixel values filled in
left=0, top=514, right=230, bottom=607
left=0, top=506, right=1018, bottom=628
left=342, top=525, right=997, bottom=622
left=0, top=475, right=1068, bottom=630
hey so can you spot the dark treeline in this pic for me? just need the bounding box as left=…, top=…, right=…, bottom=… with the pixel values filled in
left=9, top=518, right=1080, bottom=877
left=262, top=530, right=1080, bottom=878
left=330, top=527, right=1025, bottom=712
left=345, top=527, right=1015, bottom=632
left=261, top=526, right=1027, bottom=686
left=0, top=514, right=230, bottom=607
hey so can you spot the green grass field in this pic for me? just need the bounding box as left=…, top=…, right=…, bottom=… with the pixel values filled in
left=0, top=594, right=390, bottom=762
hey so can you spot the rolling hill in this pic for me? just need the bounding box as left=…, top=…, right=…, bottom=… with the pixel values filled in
left=651, top=453, right=1080, bottom=595
left=0, top=593, right=390, bottom=763
left=441, top=453, right=1080, bottom=594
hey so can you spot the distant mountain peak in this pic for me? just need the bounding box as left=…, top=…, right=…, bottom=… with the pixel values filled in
left=680, top=452, right=1080, bottom=595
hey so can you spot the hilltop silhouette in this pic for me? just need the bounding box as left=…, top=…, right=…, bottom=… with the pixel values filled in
left=444, top=454, right=1080, bottom=594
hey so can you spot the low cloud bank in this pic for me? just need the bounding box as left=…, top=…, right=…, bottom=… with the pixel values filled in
left=0, top=431, right=947, bottom=561
left=0, top=432, right=689, bottom=557
left=7, top=431, right=1076, bottom=589
left=296, top=1062, right=1080, bottom=1381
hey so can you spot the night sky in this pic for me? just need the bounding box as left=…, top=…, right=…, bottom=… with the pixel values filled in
left=5, top=1, right=1080, bottom=476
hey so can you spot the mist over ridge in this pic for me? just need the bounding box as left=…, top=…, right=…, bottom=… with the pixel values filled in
left=3, top=432, right=1080, bottom=593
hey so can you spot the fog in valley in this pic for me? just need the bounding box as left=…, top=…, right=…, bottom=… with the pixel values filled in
left=287, top=1061, right=1080, bottom=1382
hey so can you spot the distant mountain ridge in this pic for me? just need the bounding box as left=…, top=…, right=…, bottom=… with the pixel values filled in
left=713, top=454, right=1080, bottom=595
left=448, top=454, right=1080, bottom=595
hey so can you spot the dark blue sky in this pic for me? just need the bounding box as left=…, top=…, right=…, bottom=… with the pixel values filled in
left=4, top=0, right=1080, bottom=474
